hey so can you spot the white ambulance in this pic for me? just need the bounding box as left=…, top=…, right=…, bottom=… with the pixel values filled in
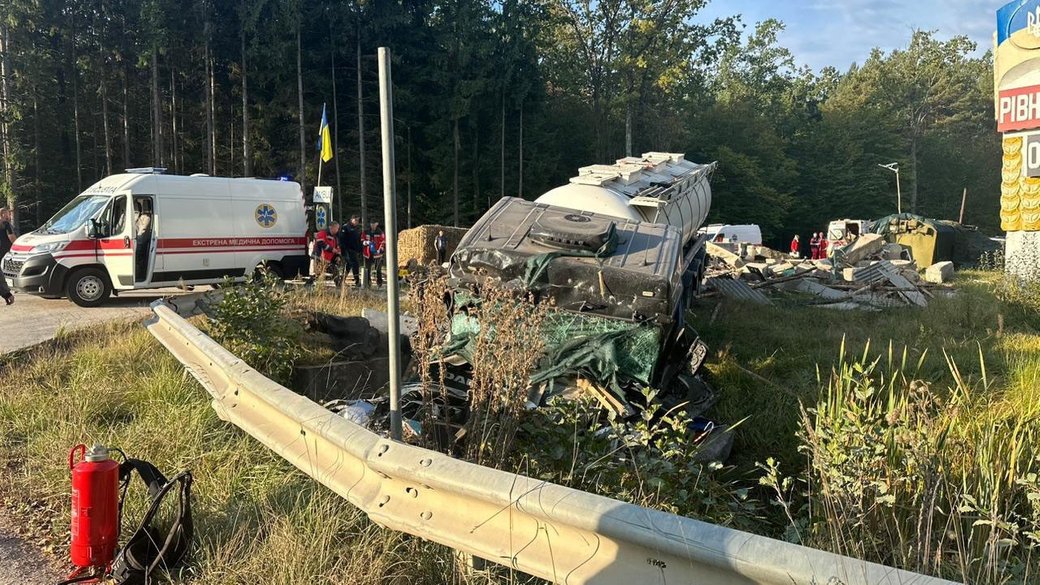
left=1, top=170, right=309, bottom=306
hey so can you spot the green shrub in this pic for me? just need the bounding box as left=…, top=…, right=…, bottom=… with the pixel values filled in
left=209, top=278, right=301, bottom=384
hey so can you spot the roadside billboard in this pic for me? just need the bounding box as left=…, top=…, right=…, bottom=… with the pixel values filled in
left=997, top=0, right=1040, bottom=233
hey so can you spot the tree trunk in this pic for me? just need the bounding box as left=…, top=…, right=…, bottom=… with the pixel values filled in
left=204, top=36, right=215, bottom=175
left=330, top=14, right=342, bottom=221
left=625, top=100, right=632, bottom=157
left=170, top=67, right=179, bottom=172
left=406, top=125, right=412, bottom=229
left=73, top=65, right=83, bottom=191
left=230, top=111, right=235, bottom=173
left=150, top=47, right=162, bottom=167
left=0, top=23, right=15, bottom=211
left=240, top=8, right=252, bottom=177
left=209, top=56, right=217, bottom=174
left=122, top=61, right=130, bottom=168
left=909, top=135, right=918, bottom=214
left=453, top=117, right=459, bottom=227
left=592, top=90, right=603, bottom=161
left=518, top=104, right=523, bottom=199
left=500, top=96, right=505, bottom=201
left=33, top=91, right=41, bottom=225
left=296, top=18, right=306, bottom=195
left=101, top=77, right=112, bottom=176
left=472, top=124, right=480, bottom=217
left=356, top=21, right=366, bottom=224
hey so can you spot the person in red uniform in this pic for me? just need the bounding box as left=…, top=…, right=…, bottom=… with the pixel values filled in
left=809, top=232, right=821, bottom=260
left=313, top=222, right=341, bottom=281
left=789, top=234, right=800, bottom=258
left=362, top=220, right=386, bottom=287
left=819, top=236, right=829, bottom=259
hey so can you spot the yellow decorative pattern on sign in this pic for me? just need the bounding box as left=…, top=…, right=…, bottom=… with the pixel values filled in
left=1001, top=136, right=1033, bottom=231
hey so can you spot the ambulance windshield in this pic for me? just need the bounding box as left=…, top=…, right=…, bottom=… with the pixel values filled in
left=40, top=194, right=111, bottom=235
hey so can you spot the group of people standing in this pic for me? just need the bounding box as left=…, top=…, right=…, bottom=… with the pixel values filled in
left=789, top=232, right=830, bottom=260
left=312, top=216, right=387, bottom=288
left=808, top=232, right=829, bottom=260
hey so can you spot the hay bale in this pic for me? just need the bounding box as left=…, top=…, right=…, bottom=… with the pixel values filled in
left=398, top=224, right=468, bottom=267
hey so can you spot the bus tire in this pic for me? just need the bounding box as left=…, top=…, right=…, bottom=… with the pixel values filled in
left=67, top=267, right=111, bottom=307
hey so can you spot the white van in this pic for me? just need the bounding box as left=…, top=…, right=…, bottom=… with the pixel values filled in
left=826, top=219, right=871, bottom=251
left=1, top=170, right=308, bottom=306
left=699, top=224, right=763, bottom=245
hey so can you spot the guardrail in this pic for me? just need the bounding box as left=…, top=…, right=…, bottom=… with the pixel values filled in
left=145, top=302, right=959, bottom=585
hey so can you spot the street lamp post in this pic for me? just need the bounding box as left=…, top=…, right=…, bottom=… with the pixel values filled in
left=878, top=162, right=902, bottom=214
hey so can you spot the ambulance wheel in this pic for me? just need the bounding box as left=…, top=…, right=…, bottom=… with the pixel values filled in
left=67, top=268, right=111, bottom=307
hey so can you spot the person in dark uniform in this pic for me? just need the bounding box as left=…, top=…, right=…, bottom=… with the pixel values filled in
left=434, top=230, right=448, bottom=265
left=0, top=208, right=14, bottom=304
left=338, top=215, right=363, bottom=288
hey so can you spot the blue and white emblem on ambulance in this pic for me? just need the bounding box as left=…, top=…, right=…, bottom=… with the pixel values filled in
left=255, top=203, right=277, bottom=228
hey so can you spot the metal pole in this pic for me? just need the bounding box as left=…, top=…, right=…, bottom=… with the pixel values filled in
left=407, top=126, right=412, bottom=229
left=895, top=168, right=902, bottom=214
left=959, top=187, right=967, bottom=224
left=378, top=47, right=403, bottom=442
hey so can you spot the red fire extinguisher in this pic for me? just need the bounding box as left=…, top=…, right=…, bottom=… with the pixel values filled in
left=68, top=444, right=120, bottom=574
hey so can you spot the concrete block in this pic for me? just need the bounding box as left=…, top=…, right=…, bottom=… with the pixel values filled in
left=924, top=261, right=954, bottom=284
left=291, top=358, right=391, bottom=403
left=840, top=233, right=886, bottom=265
left=882, top=243, right=911, bottom=261
left=890, top=259, right=917, bottom=271
left=744, top=262, right=770, bottom=278
left=706, top=242, right=745, bottom=268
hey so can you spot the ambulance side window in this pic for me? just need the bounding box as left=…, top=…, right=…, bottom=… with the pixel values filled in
left=111, top=196, right=127, bottom=235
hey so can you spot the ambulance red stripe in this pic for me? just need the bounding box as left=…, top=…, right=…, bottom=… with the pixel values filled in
left=14, top=236, right=305, bottom=254
left=156, top=246, right=304, bottom=255
left=54, top=252, right=133, bottom=259
left=157, top=237, right=307, bottom=249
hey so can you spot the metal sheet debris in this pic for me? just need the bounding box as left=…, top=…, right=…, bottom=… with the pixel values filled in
left=708, top=277, right=773, bottom=305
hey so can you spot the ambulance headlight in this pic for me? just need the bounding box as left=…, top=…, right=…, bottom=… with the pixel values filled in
left=32, top=241, right=68, bottom=254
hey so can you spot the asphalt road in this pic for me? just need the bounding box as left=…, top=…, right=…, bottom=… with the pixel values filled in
left=0, top=515, right=63, bottom=585
left=0, top=287, right=199, bottom=354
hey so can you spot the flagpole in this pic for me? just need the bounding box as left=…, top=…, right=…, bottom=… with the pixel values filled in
left=317, top=102, right=326, bottom=188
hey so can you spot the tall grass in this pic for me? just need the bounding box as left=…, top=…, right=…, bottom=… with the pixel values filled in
left=0, top=318, right=516, bottom=584
left=783, top=339, right=1040, bottom=583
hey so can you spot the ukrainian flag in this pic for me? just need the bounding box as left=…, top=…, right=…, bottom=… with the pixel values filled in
left=317, top=103, right=334, bottom=163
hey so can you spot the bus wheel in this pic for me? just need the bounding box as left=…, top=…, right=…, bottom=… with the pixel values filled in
left=67, top=267, right=111, bottom=307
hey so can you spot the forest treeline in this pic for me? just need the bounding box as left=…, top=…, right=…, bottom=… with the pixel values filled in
left=0, top=0, right=1000, bottom=242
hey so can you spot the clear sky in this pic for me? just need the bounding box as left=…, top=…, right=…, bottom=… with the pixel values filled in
left=695, top=0, right=997, bottom=71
